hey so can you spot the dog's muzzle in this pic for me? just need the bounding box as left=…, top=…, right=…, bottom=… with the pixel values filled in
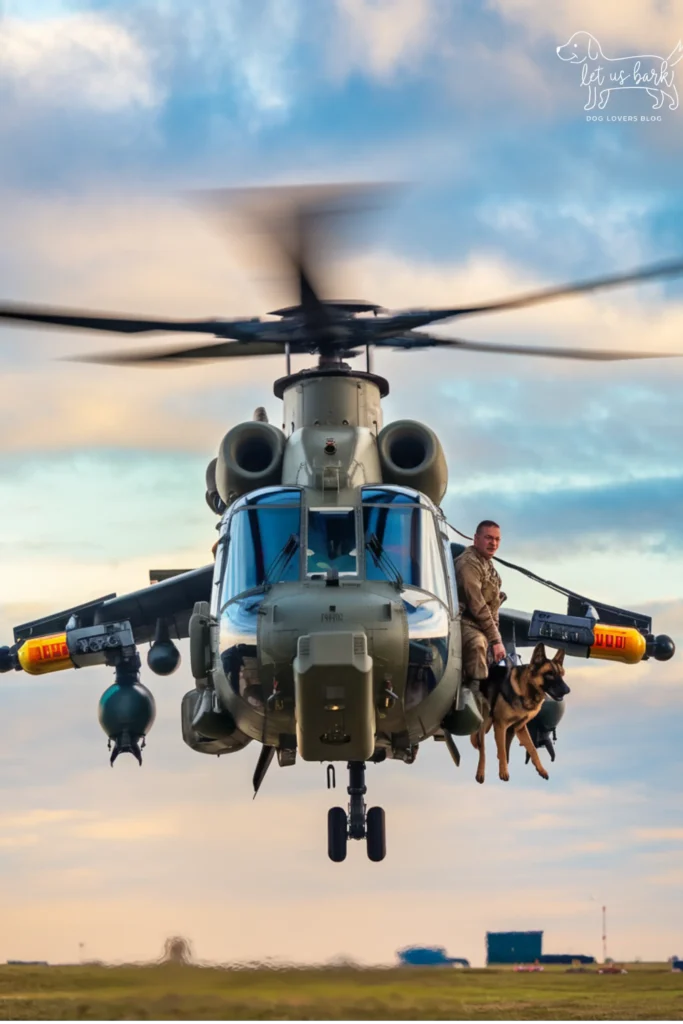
left=545, top=679, right=571, bottom=702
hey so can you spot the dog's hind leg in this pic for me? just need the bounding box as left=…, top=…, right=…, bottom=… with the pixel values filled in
left=474, top=726, right=486, bottom=784
left=505, top=726, right=514, bottom=763
left=516, top=724, right=549, bottom=780
left=494, top=722, right=510, bottom=782
left=647, top=88, right=665, bottom=109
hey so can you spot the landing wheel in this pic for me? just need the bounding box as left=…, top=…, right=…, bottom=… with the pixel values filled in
left=326, top=762, right=386, bottom=862
left=366, top=806, right=386, bottom=862
left=328, top=806, right=348, bottom=862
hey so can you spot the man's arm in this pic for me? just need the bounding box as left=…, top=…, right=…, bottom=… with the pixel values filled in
left=456, top=558, right=501, bottom=644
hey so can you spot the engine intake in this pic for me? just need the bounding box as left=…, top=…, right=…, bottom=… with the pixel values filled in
left=377, top=419, right=448, bottom=505
left=215, top=421, right=285, bottom=504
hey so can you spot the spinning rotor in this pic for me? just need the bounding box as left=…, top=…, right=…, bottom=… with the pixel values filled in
left=1, top=183, right=683, bottom=375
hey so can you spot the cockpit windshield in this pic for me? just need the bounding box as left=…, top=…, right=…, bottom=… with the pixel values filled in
left=222, top=488, right=301, bottom=606
left=307, top=508, right=357, bottom=576
left=362, top=487, right=449, bottom=605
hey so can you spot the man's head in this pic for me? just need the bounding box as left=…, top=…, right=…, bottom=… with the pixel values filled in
left=473, top=520, right=500, bottom=559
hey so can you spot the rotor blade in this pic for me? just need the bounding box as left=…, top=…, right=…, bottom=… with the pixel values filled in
left=66, top=339, right=288, bottom=365
left=380, top=332, right=683, bottom=361
left=376, top=257, right=683, bottom=334
left=290, top=204, right=331, bottom=325
left=189, top=183, right=393, bottom=332
left=0, top=303, right=259, bottom=339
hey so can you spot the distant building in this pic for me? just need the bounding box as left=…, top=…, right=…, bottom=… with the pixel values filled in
left=486, top=931, right=543, bottom=965
left=397, top=946, right=470, bottom=967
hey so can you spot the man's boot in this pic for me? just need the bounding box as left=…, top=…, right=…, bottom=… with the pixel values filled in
left=465, top=679, right=481, bottom=703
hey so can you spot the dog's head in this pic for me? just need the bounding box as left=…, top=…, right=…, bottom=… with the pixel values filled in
left=556, top=31, right=601, bottom=63
left=529, top=643, right=571, bottom=701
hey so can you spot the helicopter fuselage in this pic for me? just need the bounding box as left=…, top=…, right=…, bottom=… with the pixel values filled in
left=191, top=367, right=463, bottom=763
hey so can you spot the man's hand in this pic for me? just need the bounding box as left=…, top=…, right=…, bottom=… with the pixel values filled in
left=492, top=641, right=507, bottom=663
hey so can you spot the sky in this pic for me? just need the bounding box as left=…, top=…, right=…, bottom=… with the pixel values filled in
left=0, top=0, right=682, bottom=969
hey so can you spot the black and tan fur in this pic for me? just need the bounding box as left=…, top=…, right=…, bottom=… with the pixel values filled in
left=470, top=643, right=570, bottom=784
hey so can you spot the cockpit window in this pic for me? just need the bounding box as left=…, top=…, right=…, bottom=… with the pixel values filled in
left=307, top=508, right=358, bottom=576
left=362, top=488, right=449, bottom=605
left=221, top=489, right=301, bottom=605
left=361, top=487, right=424, bottom=506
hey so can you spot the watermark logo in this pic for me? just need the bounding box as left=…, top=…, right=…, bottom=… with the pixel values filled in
left=556, top=32, right=681, bottom=114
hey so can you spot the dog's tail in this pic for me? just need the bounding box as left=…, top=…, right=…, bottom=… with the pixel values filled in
left=666, top=40, right=683, bottom=67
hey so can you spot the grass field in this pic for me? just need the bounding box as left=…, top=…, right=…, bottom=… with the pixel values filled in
left=0, top=963, right=681, bottom=1020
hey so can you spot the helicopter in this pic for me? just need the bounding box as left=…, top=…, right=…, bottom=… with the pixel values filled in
left=0, top=184, right=677, bottom=863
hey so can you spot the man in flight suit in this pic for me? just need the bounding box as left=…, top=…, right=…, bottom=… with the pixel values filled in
left=455, top=520, right=507, bottom=699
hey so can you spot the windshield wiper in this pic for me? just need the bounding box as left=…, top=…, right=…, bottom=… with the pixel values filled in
left=262, top=533, right=299, bottom=588
left=366, top=533, right=404, bottom=589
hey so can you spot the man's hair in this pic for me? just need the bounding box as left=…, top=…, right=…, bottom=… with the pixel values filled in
left=475, top=519, right=500, bottom=534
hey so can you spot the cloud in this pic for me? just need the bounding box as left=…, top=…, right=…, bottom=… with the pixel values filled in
left=632, top=827, right=683, bottom=841
left=329, top=0, right=440, bottom=81
left=487, top=0, right=683, bottom=52
left=0, top=834, right=39, bottom=848
left=0, top=11, right=160, bottom=112
left=122, top=0, right=303, bottom=123
left=73, top=815, right=179, bottom=841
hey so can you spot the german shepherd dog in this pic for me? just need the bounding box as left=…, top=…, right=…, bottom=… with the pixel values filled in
left=471, top=643, right=570, bottom=784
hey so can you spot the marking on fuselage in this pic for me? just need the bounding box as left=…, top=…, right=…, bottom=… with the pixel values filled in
left=321, top=612, right=344, bottom=623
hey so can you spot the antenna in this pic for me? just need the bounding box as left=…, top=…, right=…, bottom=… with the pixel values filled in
left=602, top=905, right=607, bottom=963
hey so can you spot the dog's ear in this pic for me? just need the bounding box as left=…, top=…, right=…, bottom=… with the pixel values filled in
left=531, top=643, right=547, bottom=666
left=553, top=648, right=566, bottom=667
left=587, top=33, right=600, bottom=60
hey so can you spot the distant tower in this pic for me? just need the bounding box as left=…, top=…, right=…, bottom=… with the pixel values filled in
left=602, top=906, right=607, bottom=963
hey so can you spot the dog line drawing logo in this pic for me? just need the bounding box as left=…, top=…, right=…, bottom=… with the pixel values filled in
left=557, top=31, right=682, bottom=111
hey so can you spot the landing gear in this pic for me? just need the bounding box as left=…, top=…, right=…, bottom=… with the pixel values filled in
left=327, top=807, right=347, bottom=862
left=366, top=806, right=386, bottom=862
left=326, top=761, right=386, bottom=862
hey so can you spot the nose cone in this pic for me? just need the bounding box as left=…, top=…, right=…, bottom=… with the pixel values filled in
left=653, top=634, right=675, bottom=662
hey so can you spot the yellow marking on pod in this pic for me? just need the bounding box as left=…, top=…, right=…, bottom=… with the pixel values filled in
left=17, top=633, right=73, bottom=675
left=589, top=624, right=646, bottom=665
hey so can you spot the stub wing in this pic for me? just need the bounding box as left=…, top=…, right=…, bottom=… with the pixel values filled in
left=4, top=566, right=213, bottom=677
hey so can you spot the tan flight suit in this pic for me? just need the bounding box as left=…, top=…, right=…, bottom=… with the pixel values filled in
left=455, top=545, right=506, bottom=681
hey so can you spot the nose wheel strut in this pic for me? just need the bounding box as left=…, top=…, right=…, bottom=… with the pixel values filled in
left=327, top=760, right=386, bottom=862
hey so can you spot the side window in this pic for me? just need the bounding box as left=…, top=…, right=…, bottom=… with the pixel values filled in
left=419, top=514, right=450, bottom=608
left=441, top=533, right=458, bottom=614
left=210, top=526, right=228, bottom=618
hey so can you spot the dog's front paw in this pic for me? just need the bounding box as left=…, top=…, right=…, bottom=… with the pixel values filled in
left=499, top=768, right=510, bottom=782
left=475, top=771, right=485, bottom=784
left=537, top=767, right=549, bottom=780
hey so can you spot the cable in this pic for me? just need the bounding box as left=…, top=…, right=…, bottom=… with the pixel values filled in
left=444, top=521, right=652, bottom=631
left=444, top=520, right=589, bottom=602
